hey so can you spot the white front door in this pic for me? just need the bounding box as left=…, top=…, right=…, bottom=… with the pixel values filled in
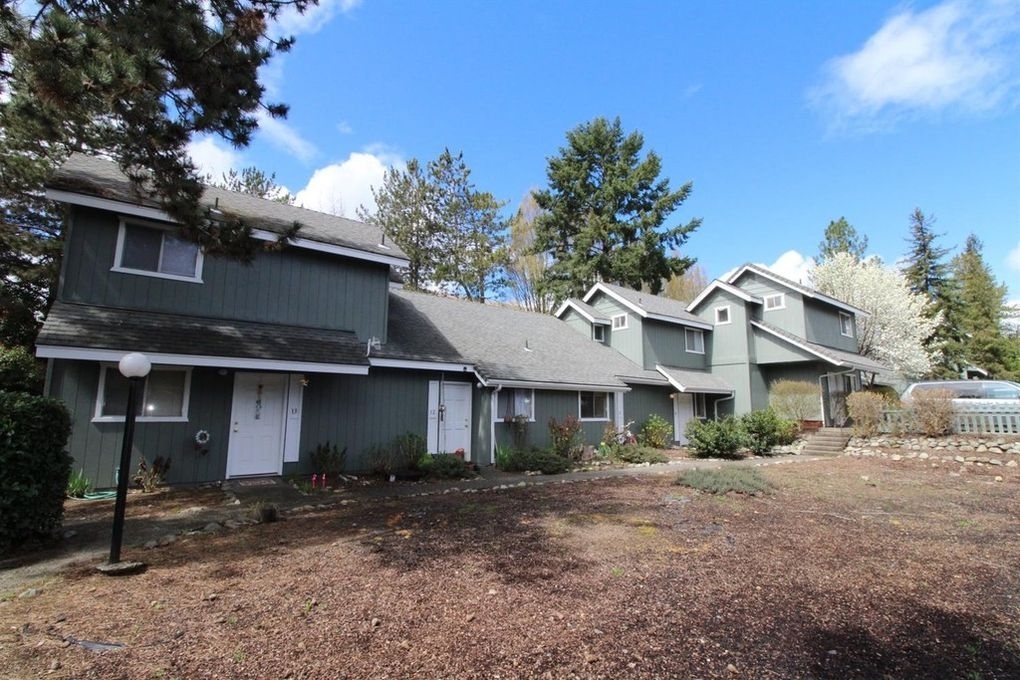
left=673, top=393, right=695, bottom=445
left=227, top=372, right=287, bottom=477
left=427, top=381, right=473, bottom=460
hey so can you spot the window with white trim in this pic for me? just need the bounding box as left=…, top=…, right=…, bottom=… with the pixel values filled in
left=839, top=312, right=853, bottom=337
left=94, top=365, right=191, bottom=422
left=611, top=313, right=628, bottom=330
left=578, top=391, right=609, bottom=420
left=764, top=293, right=785, bottom=310
left=114, top=221, right=203, bottom=282
left=495, top=388, right=534, bottom=422
left=593, top=325, right=606, bottom=343
left=715, top=306, right=731, bottom=325
left=684, top=328, right=705, bottom=354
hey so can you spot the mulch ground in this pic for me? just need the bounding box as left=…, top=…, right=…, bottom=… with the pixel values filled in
left=2, top=455, right=1018, bottom=679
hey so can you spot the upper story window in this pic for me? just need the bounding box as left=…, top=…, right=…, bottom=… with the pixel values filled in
left=593, top=325, right=606, bottom=343
left=495, top=388, right=534, bottom=422
left=611, top=313, right=628, bottom=330
left=839, top=312, right=853, bottom=337
left=715, top=306, right=731, bottom=325
left=579, top=391, right=609, bottom=421
left=685, top=328, right=705, bottom=354
left=114, top=221, right=203, bottom=282
left=94, top=365, right=191, bottom=422
left=764, top=293, right=785, bottom=311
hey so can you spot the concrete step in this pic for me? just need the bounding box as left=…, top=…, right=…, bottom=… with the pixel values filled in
left=801, top=427, right=853, bottom=456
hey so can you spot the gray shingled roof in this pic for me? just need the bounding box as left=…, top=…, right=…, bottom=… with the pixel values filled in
left=38, top=302, right=368, bottom=368
left=751, top=320, right=888, bottom=373
left=559, top=298, right=611, bottom=324
left=656, top=366, right=734, bottom=394
left=728, top=263, right=867, bottom=316
left=592, top=282, right=710, bottom=326
left=48, top=154, right=407, bottom=262
left=380, top=290, right=656, bottom=389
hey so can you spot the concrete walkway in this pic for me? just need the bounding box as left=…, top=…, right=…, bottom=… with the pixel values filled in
left=1, top=454, right=828, bottom=595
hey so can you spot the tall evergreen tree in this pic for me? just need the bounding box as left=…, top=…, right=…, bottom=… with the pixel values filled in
left=532, top=117, right=700, bottom=302
left=901, top=208, right=964, bottom=377
left=360, top=150, right=508, bottom=302
left=951, top=235, right=1019, bottom=379
left=817, top=217, right=868, bottom=262
left=1, top=1, right=312, bottom=260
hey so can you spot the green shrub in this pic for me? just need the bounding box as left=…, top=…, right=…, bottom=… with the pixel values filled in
left=906, top=388, right=954, bottom=437
left=309, top=441, right=347, bottom=478
left=614, top=446, right=669, bottom=464
left=549, top=415, right=582, bottom=460
left=0, top=392, right=73, bottom=550
left=66, top=468, right=92, bottom=498
left=684, top=417, right=746, bottom=459
left=425, top=453, right=476, bottom=479
left=501, top=448, right=571, bottom=475
left=775, top=418, right=800, bottom=446
left=768, top=379, right=821, bottom=422
left=639, top=413, right=673, bottom=449
left=846, top=391, right=888, bottom=437
left=740, top=408, right=786, bottom=455
left=0, top=345, right=43, bottom=394
left=675, top=467, right=771, bottom=495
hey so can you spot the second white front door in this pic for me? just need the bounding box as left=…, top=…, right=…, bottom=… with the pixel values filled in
left=427, top=381, right=473, bottom=460
left=227, top=372, right=287, bottom=477
left=673, top=393, right=695, bottom=445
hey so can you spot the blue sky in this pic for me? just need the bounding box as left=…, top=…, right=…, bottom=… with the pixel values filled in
left=189, top=0, right=1020, bottom=302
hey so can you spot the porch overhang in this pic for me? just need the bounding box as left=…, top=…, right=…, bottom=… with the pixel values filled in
left=477, top=377, right=630, bottom=393
left=655, top=365, right=734, bottom=395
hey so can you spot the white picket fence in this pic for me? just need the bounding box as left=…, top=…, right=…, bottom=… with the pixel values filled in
left=882, top=404, right=1020, bottom=435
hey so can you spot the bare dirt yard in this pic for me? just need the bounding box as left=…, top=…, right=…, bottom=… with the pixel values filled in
left=2, top=456, right=1018, bottom=679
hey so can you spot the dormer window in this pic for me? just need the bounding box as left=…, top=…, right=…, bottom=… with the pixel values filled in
left=611, top=314, right=628, bottom=330
left=764, top=294, right=785, bottom=311
left=839, top=312, right=854, bottom=337
left=114, top=221, right=203, bottom=282
left=593, top=325, right=606, bottom=343
left=715, top=306, right=731, bottom=325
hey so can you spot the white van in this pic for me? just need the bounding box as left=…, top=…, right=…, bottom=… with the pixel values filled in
left=901, top=380, right=1020, bottom=409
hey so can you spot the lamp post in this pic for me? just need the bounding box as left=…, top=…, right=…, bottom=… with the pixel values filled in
left=100, top=352, right=151, bottom=574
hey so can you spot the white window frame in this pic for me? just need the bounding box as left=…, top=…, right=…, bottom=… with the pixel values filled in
left=494, top=388, right=535, bottom=422
left=578, top=391, right=610, bottom=421
left=611, top=313, right=628, bottom=330
left=684, top=328, right=705, bottom=354
left=593, top=325, right=606, bottom=343
left=113, top=219, right=205, bottom=283
left=93, top=364, right=192, bottom=422
left=839, top=312, right=854, bottom=337
left=764, top=293, right=785, bottom=311
left=714, top=305, right=731, bottom=325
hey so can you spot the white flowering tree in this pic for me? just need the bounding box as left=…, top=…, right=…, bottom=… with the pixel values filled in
left=811, top=253, right=940, bottom=379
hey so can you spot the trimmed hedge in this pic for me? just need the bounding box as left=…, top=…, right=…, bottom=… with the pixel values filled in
left=500, top=448, right=571, bottom=475
left=0, top=392, right=73, bottom=550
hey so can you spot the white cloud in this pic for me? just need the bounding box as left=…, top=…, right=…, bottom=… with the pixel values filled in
left=187, top=137, right=242, bottom=182
left=766, top=250, right=816, bottom=284
left=294, top=149, right=404, bottom=218
left=256, top=112, right=318, bottom=162
left=275, top=0, right=362, bottom=38
left=337, top=120, right=354, bottom=135
left=811, top=0, right=1020, bottom=130
left=1007, top=243, right=1020, bottom=271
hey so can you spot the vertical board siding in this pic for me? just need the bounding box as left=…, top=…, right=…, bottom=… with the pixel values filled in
left=803, top=299, right=858, bottom=352
left=60, top=208, right=389, bottom=339
left=51, top=361, right=232, bottom=488
left=642, top=319, right=706, bottom=370
left=295, top=369, right=474, bottom=474
left=495, top=390, right=614, bottom=451
left=624, top=385, right=674, bottom=435
left=590, top=294, right=644, bottom=365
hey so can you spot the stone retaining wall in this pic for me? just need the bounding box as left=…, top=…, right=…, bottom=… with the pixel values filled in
left=844, top=434, right=1020, bottom=467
